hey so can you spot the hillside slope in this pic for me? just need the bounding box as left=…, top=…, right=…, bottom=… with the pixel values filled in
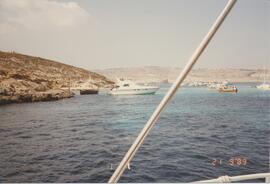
left=0, top=51, right=113, bottom=104
left=97, top=66, right=269, bottom=83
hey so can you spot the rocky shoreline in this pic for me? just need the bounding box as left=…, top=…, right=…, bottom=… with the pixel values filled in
left=0, top=89, right=74, bottom=105
left=0, top=77, right=75, bottom=105
left=0, top=51, right=113, bottom=105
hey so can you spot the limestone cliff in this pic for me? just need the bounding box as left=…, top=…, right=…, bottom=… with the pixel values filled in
left=0, top=51, right=113, bottom=104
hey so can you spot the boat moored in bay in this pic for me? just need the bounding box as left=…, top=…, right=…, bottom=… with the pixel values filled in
left=218, top=84, right=238, bottom=93
left=108, top=78, right=159, bottom=95
left=256, top=83, right=270, bottom=90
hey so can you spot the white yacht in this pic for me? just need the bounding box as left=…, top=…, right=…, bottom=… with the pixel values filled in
left=108, top=78, right=159, bottom=95
left=256, top=83, right=270, bottom=90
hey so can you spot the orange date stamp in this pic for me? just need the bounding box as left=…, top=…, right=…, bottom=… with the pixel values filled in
left=211, top=156, right=248, bottom=166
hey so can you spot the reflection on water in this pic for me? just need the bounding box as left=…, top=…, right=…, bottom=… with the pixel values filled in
left=0, top=85, right=269, bottom=182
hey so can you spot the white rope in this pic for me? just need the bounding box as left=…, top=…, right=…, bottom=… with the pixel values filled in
left=217, top=175, right=231, bottom=183
left=108, top=0, right=237, bottom=183
left=195, top=173, right=270, bottom=183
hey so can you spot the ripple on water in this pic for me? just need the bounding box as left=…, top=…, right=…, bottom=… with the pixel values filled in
left=0, top=87, right=269, bottom=182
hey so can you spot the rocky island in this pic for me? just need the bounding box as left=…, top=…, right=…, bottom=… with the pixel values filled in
left=0, top=51, right=113, bottom=105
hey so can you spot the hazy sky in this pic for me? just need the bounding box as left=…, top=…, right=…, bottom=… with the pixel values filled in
left=0, top=0, right=269, bottom=70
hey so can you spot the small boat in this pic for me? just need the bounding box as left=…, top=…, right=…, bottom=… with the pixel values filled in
left=256, top=66, right=270, bottom=90
left=218, top=85, right=238, bottom=93
left=108, top=78, right=159, bottom=95
left=80, top=89, right=99, bottom=95
left=256, top=83, right=270, bottom=90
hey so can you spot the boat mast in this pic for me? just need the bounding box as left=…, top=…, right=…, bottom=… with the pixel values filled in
left=264, top=65, right=266, bottom=84
left=109, top=0, right=237, bottom=183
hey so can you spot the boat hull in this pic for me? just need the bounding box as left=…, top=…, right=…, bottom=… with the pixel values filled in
left=218, top=88, right=238, bottom=93
left=80, top=89, right=99, bottom=95
left=218, top=89, right=238, bottom=93
left=218, top=85, right=238, bottom=93
left=256, top=84, right=270, bottom=90
left=109, top=87, right=158, bottom=95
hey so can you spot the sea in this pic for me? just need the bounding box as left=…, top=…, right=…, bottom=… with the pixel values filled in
left=0, top=83, right=269, bottom=182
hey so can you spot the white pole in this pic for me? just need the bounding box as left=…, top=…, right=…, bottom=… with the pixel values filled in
left=109, top=0, right=237, bottom=183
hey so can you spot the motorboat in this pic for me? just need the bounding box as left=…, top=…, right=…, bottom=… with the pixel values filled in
left=256, top=83, right=270, bottom=90
left=218, top=84, right=238, bottom=93
left=108, top=78, right=159, bottom=95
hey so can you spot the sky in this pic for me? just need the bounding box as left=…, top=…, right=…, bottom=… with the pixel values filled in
left=0, top=0, right=269, bottom=70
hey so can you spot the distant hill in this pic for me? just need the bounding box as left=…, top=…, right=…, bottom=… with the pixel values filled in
left=0, top=51, right=113, bottom=104
left=96, top=66, right=269, bottom=83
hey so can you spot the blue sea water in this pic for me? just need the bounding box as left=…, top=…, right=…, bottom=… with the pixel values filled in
left=0, top=84, right=269, bottom=182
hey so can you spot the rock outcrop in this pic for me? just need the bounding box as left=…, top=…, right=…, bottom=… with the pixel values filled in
left=0, top=51, right=113, bottom=105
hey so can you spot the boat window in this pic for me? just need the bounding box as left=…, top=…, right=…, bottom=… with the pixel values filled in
left=123, top=84, right=129, bottom=87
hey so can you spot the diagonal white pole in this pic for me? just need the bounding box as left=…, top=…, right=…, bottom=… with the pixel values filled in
left=109, top=0, right=237, bottom=183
